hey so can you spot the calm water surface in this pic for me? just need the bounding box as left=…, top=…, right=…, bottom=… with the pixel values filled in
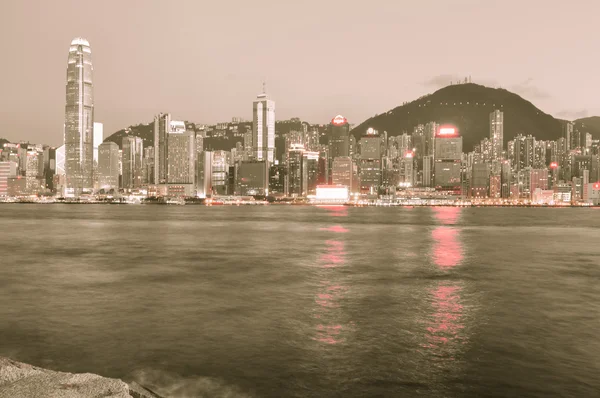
left=1, top=204, right=599, bottom=397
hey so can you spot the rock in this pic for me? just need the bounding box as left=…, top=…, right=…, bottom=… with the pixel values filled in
left=0, top=357, right=161, bottom=398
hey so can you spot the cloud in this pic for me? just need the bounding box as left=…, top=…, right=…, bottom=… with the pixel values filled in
left=509, top=78, right=551, bottom=100
left=554, top=109, right=589, bottom=120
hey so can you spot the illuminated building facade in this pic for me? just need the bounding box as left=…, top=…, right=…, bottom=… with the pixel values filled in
left=490, top=110, right=504, bottom=161
left=285, top=144, right=304, bottom=197
left=252, top=91, right=275, bottom=163
left=328, top=115, right=350, bottom=161
left=167, top=122, right=195, bottom=185
left=237, top=160, right=268, bottom=196
left=64, top=38, right=94, bottom=196
left=122, top=136, right=144, bottom=190
left=0, top=161, right=18, bottom=196
left=359, top=128, right=382, bottom=193
left=97, top=142, right=119, bottom=190
left=434, top=126, right=462, bottom=191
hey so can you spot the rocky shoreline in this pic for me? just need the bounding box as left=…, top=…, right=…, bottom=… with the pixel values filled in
left=0, top=357, right=162, bottom=398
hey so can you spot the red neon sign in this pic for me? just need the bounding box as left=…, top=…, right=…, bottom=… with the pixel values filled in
left=550, top=162, right=558, bottom=169
left=404, top=151, right=414, bottom=158
left=331, top=115, right=348, bottom=126
left=436, top=125, right=459, bottom=138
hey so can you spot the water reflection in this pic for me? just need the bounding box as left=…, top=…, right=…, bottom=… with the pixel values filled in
left=423, top=207, right=467, bottom=364
left=314, top=206, right=349, bottom=345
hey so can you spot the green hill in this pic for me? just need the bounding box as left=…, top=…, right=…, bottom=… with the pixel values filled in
left=350, top=83, right=565, bottom=151
left=574, top=116, right=600, bottom=139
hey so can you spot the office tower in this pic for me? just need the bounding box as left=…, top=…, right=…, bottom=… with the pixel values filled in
left=471, top=163, right=490, bottom=198
left=122, top=136, right=143, bottom=190
left=25, top=150, right=42, bottom=193
left=328, top=115, right=350, bottom=160
left=305, top=127, right=320, bottom=152
left=349, top=135, right=357, bottom=159
left=399, top=152, right=414, bottom=186
left=196, top=151, right=213, bottom=198
left=422, top=122, right=437, bottom=158
left=269, top=163, right=285, bottom=195
left=237, top=160, right=268, bottom=196
left=332, top=156, right=353, bottom=191
left=302, top=151, right=319, bottom=196
left=501, top=160, right=511, bottom=198
left=98, top=142, right=119, bottom=190
left=490, top=110, right=504, bottom=161
left=143, top=146, right=155, bottom=185
left=243, top=129, right=253, bottom=160
left=64, top=38, right=94, bottom=196
left=285, top=144, right=304, bottom=197
left=434, top=126, right=463, bottom=191
left=211, top=150, right=229, bottom=195
left=167, top=122, right=195, bottom=188
left=318, top=148, right=329, bottom=185
left=154, top=113, right=171, bottom=185
left=422, top=155, right=433, bottom=187
left=93, top=122, right=103, bottom=165
left=252, top=89, right=275, bottom=163
left=359, top=128, right=382, bottom=193
left=397, top=133, right=412, bottom=156
left=0, top=162, right=18, bottom=196
left=562, top=121, right=573, bottom=151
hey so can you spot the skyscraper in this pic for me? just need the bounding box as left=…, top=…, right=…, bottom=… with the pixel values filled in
left=122, top=136, right=143, bottom=190
left=490, top=110, right=504, bottom=161
left=154, top=113, right=171, bottom=185
left=98, top=142, right=119, bottom=190
left=64, top=38, right=94, bottom=196
left=252, top=90, right=275, bottom=163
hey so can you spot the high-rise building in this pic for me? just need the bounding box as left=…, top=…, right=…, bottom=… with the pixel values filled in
left=237, top=160, right=269, bottom=196
left=64, top=38, right=94, bottom=196
left=154, top=113, right=171, bottom=185
left=0, top=162, right=18, bottom=196
left=359, top=128, right=382, bottom=193
left=26, top=150, right=42, bottom=194
left=332, top=156, right=353, bottom=191
left=302, top=151, right=319, bottom=196
left=434, top=126, right=462, bottom=191
left=167, top=122, right=195, bottom=184
left=122, top=136, right=144, bottom=190
left=93, top=122, right=103, bottom=165
left=489, top=110, right=504, bottom=161
left=328, top=115, right=350, bottom=161
left=196, top=151, right=213, bottom=198
left=562, top=121, right=573, bottom=151
left=285, top=143, right=304, bottom=197
left=98, top=142, right=119, bottom=190
left=211, top=150, right=229, bottom=195
left=252, top=90, right=275, bottom=163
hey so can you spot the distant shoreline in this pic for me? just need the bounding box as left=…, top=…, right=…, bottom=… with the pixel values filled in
left=0, top=201, right=596, bottom=208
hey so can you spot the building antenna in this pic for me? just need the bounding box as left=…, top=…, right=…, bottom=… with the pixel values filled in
left=262, top=79, right=266, bottom=95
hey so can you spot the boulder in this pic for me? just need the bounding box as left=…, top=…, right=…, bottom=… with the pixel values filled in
left=0, top=357, right=161, bottom=398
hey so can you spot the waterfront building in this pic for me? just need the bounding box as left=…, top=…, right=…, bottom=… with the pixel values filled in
left=64, top=38, right=94, bottom=196
left=285, top=143, right=304, bottom=197
left=122, top=136, right=144, bottom=190
left=302, top=151, right=319, bottom=196
left=490, top=110, right=504, bottom=161
left=252, top=89, right=275, bottom=163
left=0, top=161, right=18, bottom=196
left=196, top=151, right=213, bottom=198
left=97, top=142, right=119, bottom=191
left=434, top=126, right=462, bottom=191
left=237, top=160, right=268, bottom=196
left=93, top=122, right=103, bottom=165
left=359, top=128, right=382, bottom=193
left=332, top=156, right=353, bottom=191
left=328, top=115, right=350, bottom=162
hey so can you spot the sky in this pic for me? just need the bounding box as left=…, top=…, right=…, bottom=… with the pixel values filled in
left=0, top=0, right=599, bottom=146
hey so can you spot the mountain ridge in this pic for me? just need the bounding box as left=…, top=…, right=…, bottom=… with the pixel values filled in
left=349, top=83, right=572, bottom=151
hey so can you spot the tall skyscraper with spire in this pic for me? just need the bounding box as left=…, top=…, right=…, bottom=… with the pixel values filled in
left=252, top=84, right=275, bottom=163
left=64, top=37, right=94, bottom=196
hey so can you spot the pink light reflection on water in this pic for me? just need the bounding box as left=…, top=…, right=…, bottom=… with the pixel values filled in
left=313, top=206, right=350, bottom=345
left=423, top=206, right=466, bottom=361
left=431, top=207, right=463, bottom=269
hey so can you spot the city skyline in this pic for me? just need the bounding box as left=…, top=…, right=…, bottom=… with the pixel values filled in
left=1, top=0, right=600, bottom=146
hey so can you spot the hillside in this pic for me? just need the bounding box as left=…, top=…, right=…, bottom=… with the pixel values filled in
left=574, top=116, right=600, bottom=139
left=0, top=138, right=9, bottom=146
left=350, top=83, right=565, bottom=151
left=103, top=123, right=154, bottom=149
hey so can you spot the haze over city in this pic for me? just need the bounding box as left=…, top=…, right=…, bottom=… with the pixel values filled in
left=1, top=0, right=599, bottom=146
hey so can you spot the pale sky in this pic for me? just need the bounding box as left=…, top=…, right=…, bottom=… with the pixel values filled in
left=0, top=0, right=598, bottom=146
